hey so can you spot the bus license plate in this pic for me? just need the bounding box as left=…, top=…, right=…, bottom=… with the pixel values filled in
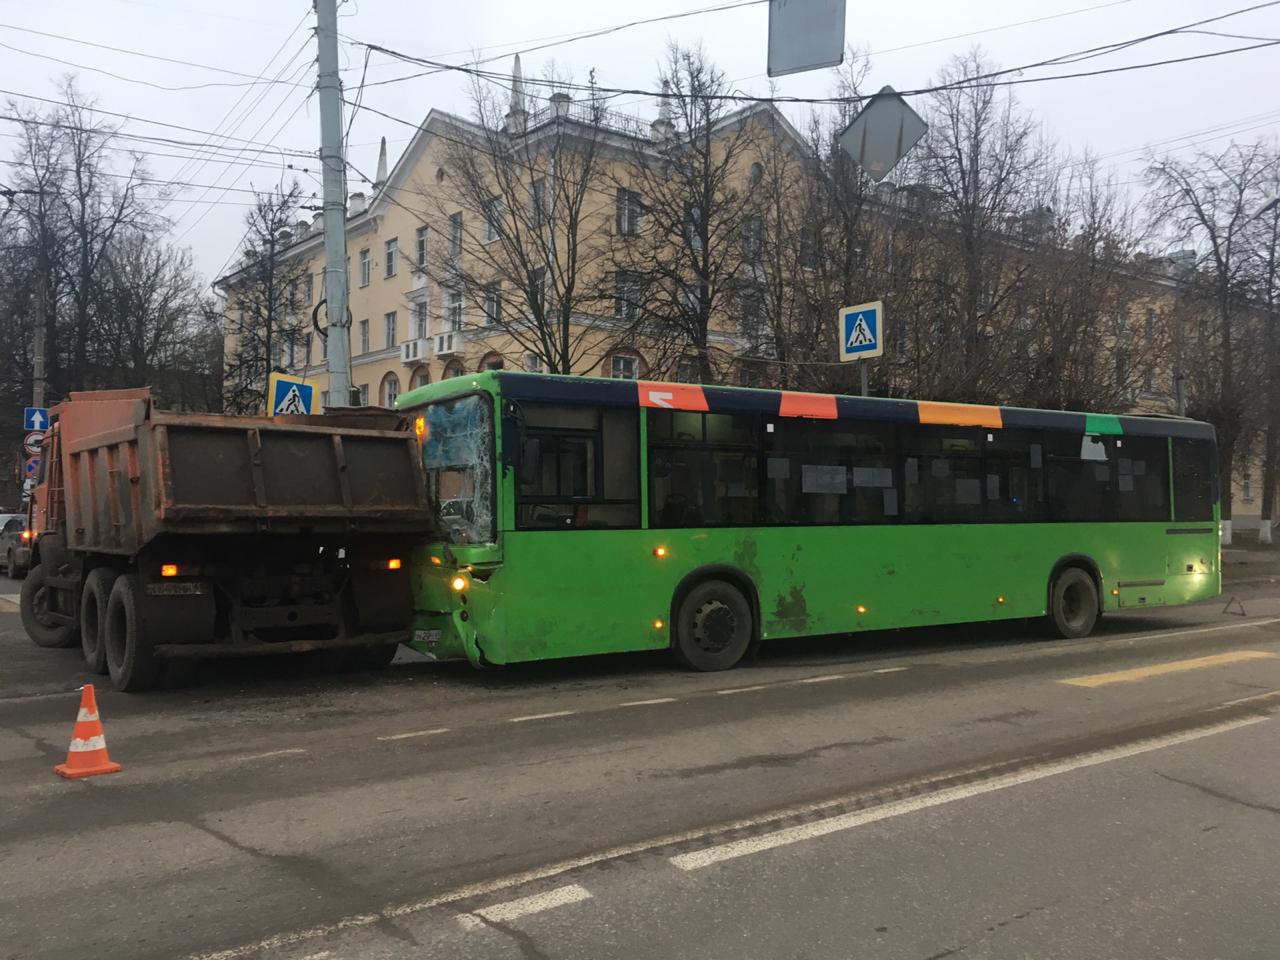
left=414, top=629, right=441, bottom=645
left=146, top=582, right=209, bottom=596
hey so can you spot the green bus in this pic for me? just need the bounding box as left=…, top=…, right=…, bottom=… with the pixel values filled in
left=397, top=372, right=1219, bottom=671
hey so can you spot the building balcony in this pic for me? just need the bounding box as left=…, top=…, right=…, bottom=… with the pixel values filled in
left=400, top=338, right=430, bottom=365
left=434, top=330, right=465, bottom=358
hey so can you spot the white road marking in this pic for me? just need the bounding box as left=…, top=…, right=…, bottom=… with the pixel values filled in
left=507, top=710, right=576, bottom=723
left=184, top=710, right=1267, bottom=960
left=796, top=674, right=847, bottom=684
left=297, top=952, right=333, bottom=960
left=236, top=748, right=307, bottom=762
left=1222, top=689, right=1280, bottom=707
left=873, top=667, right=908, bottom=674
left=619, top=697, right=678, bottom=707
left=715, top=685, right=768, bottom=695
left=456, top=884, right=592, bottom=931
left=669, top=715, right=1266, bottom=871
left=376, top=728, right=450, bottom=742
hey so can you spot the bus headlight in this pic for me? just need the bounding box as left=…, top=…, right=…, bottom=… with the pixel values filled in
left=450, top=574, right=469, bottom=592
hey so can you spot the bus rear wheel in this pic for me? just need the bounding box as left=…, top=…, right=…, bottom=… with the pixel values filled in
left=673, top=580, right=753, bottom=671
left=1049, top=567, right=1099, bottom=639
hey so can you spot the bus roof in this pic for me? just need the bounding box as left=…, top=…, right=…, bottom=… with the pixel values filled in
left=398, top=371, right=1215, bottom=442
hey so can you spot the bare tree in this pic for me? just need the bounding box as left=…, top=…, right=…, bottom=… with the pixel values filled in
left=1147, top=141, right=1278, bottom=526
left=609, top=43, right=762, bottom=380
left=421, top=63, right=616, bottom=374
left=221, top=184, right=309, bottom=414
left=1244, top=149, right=1280, bottom=533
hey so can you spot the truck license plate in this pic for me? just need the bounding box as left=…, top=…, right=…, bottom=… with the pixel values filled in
left=146, top=582, right=209, bottom=596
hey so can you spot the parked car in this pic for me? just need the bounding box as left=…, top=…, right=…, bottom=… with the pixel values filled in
left=1, top=513, right=31, bottom=579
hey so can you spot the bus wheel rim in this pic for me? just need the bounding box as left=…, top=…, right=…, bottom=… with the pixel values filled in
left=692, top=600, right=736, bottom=654
left=1063, top=582, right=1085, bottom=626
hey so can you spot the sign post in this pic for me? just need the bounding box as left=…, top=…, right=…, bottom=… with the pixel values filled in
left=838, top=300, right=884, bottom=397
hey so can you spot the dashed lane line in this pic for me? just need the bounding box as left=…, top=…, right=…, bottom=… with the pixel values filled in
left=715, top=684, right=768, bottom=695
left=236, top=748, right=307, bottom=762
left=619, top=697, right=678, bottom=707
left=455, top=884, right=593, bottom=931
left=796, top=674, right=847, bottom=684
left=376, top=728, right=451, bottom=742
left=669, top=714, right=1267, bottom=871
left=1061, top=650, right=1278, bottom=688
left=507, top=710, right=577, bottom=723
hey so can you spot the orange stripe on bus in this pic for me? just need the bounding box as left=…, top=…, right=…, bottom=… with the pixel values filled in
left=637, top=382, right=709, bottom=412
left=778, top=392, right=838, bottom=419
left=917, top=401, right=1003, bottom=428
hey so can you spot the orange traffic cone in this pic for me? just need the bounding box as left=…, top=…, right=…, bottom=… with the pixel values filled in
left=54, top=684, right=122, bottom=779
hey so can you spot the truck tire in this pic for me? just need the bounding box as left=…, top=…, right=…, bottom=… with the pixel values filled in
left=80, top=568, right=118, bottom=675
left=21, top=564, right=79, bottom=649
left=105, top=574, right=161, bottom=692
left=1049, top=566, right=1099, bottom=639
left=673, top=579, right=753, bottom=671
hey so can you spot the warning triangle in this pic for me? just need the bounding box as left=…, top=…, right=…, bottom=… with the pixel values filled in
left=846, top=315, right=874, bottom=348
left=276, top=385, right=307, bottom=414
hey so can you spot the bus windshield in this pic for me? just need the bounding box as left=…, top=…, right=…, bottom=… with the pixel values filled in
left=421, top=393, right=494, bottom=544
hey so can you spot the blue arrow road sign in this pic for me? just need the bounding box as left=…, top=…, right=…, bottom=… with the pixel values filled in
left=838, top=300, right=884, bottom=361
left=23, top=407, right=48, bottom=431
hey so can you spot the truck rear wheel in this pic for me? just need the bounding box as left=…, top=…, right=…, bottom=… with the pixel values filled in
left=105, top=574, right=161, bottom=692
left=21, top=564, right=79, bottom=649
left=80, top=568, right=118, bottom=675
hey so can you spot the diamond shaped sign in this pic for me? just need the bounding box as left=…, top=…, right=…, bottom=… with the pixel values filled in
left=837, top=85, right=928, bottom=182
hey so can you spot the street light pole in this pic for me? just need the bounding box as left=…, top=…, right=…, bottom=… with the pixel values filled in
left=315, top=0, right=353, bottom=405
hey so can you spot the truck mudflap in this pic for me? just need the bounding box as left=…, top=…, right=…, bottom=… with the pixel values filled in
left=153, top=630, right=407, bottom=658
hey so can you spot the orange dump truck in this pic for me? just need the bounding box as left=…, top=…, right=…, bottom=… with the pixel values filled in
left=20, top=388, right=433, bottom=691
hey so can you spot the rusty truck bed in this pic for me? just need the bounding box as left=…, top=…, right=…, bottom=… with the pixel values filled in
left=51, top=388, right=433, bottom=555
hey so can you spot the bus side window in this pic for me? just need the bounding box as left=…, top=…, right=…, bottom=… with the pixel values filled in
left=1114, top=436, right=1169, bottom=522
left=1172, top=437, right=1215, bottom=522
left=649, top=411, right=760, bottom=528
left=983, top=429, right=1047, bottom=523
left=1044, top=432, right=1115, bottom=522
left=901, top=426, right=983, bottom=524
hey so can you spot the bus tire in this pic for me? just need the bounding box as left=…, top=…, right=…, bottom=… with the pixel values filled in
left=80, top=568, right=118, bottom=674
left=1049, top=567, right=1099, bottom=639
left=21, top=564, right=79, bottom=648
left=673, top=580, right=753, bottom=671
left=105, top=574, right=161, bottom=692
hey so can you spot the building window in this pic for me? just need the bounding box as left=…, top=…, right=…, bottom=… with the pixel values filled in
left=443, top=360, right=464, bottom=379
left=530, top=178, right=546, bottom=227
left=483, top=196, right=503, bottom=242
left=303, top=333, right=313, bottom=366
left=445, top=286, right=463, bottom=331
left=414, top=301, right=428, bottom=340
left=416, top=226, right=428, bottom=268
left=381, top=373, right=400, bottom=408
left=484, top=283, right=502, bottom=326
left=615, top=188, right=642, bottom=236
left=384, top=310, right=397, bottom=349
left=529, top=266, right=546, bottom=310
left=303, top=273, right=314, bottom=304
left=610, top=354, right=639, bottom=380
left=525, top=353, right=543, bottom=373
left=358, top=384, right=369, bottom=406
left=1243, top=472, right=1254, bottom=503
left=676, top=357, right=699, bottom=383
left=1145, top=308, right=1156, bottom=339
left=743, top=216, right=764, bottom=262
left=481, top=352, right=504, bottom=371
left=384, top=237, right=398, bottom=278
left=411, top=367, right=430, bottom=390
left=321, top=333, right=328, bottom=360
left=737, top=285, right=765, bottom=337
left=359, top=248, right=370, bottom=287
left=359, top=318, right=370, bottom=354
left=684, top=203, right=703, bottom=252
left=320, top=390, right=329, bottom=410
left=449, top=212, right=463, bottom=258
left=614, top=271, right=642, bottom=320
left=285, top=336, right=296, bottom=368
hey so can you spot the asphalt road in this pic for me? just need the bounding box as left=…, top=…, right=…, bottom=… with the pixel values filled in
left=2, top=573, right=1280, bottom=959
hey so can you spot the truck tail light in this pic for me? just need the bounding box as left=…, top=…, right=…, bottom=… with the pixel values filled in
left=160, top=564, right=179, bottom=578
left=20, top=530, right=31, bottom=541
left=386, top=558, right=402, bottom=570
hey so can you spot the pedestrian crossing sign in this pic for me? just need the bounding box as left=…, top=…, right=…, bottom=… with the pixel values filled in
left=839, top=300, right=884, bottom=361
left=267, top=372, right=317, bottom=416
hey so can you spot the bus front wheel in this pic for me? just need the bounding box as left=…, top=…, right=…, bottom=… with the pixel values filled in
left=673, top=580, right=753, bottom=671
left=1049, top=567, right=1099, bottom=639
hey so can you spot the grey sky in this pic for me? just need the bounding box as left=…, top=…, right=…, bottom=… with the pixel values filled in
left=1, top=0, right=1276, bottom=285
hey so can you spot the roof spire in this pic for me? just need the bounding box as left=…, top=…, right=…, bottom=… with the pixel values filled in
left=374, top=136, right=388, bottom=191
left=651, top=80, right=674, bottom=141
left=505, top=54, right=528, bottom=134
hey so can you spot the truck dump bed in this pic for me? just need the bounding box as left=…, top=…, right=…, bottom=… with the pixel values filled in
left=53, top=388, right=433, bottom=555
